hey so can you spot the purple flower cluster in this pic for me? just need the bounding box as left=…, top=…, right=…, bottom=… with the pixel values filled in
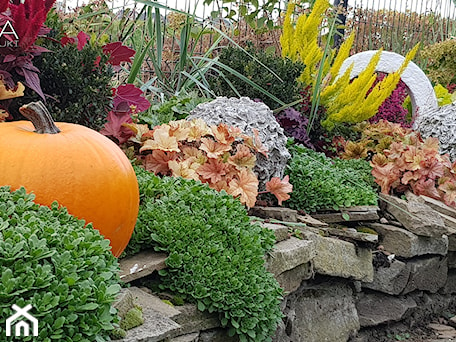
left=276, top=107, right=314, bottom=148
left=369, top=74, right=412, bottom=128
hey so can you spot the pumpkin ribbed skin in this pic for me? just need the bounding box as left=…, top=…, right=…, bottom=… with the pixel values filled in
left=0, top=120, right=139, bottom=257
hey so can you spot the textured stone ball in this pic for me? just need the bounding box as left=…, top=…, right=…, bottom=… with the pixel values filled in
left=187, top=97, right=291, bottom=189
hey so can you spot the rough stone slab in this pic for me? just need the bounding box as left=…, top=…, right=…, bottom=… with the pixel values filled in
left=419, top=195, right=456, bottom=219
left=127, top=287, right=181, bottom=318
left=114, top=288, right=136, bottom=319
left=439, top=218, right=456, bottom=251
left=260, top=222, right=289, bottom=242
left=275, top=262, right=313, bottom=293
left=249, top=206, right=298, bottom=222
left=324, top=227, right=378, bottom=243
left=442, top=270, right=456, bottom=294
left=119, top=250, right=167, bottom=283
left=402, top=256, right=448, bottom=294
left=172, top=304, right=221, bottom=336
left=311, top=206, right=379, bottom=223
left=297, top=214, right=328, bottom=227
left=356, top=292, right=417, bottom=327
left=448, top=252, right=456, bottom=268
left=368, top=223, right=448, bottom=258
left=119, top=308, right=181, bottom=342
left=274, top=282, right=359, bottom=342
left=300, top=231, right=374, bottom=282
left=168, top=333, right=199, bottom=342
left=380, top=194, right=448, bottom=237
left=199, top=329, right=238, bottom=342
left=265, top=237, right=316, bottom=276
left=362, top=259, right=411, bottom=295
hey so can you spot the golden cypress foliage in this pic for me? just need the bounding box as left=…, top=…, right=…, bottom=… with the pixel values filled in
left=280, top=0, right=418, bottom=130
left=321, top=44, right=419, bottom=129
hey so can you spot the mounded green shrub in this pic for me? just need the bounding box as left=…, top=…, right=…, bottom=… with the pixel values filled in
left=12, top=40, right=113, bottom=131
left=0, top=187, right=121, bottom=341
left=286, top=144, right=378, bottom=213
left=208, top=43, right=304, bottom=110
left=124, top=167, right=283, bottom=342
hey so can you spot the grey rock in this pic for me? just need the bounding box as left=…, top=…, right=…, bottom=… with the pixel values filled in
left=442, top=269, right=456, bottom=294
left=199, top=329, right=238, bottom=342
left=265, top=237, right=316, bottom=276
left=362, top=259, right=411, bottom=295
left=380, top=194, right=448, bottom=237
left=260, top=222, right=289, bottom=242
left=114, top=288, right=136, bottom=320
left=368, top=223, right=448, bottom=258
left=127, top=287, right=180, bottom=318
left=448, top=251, right=456, bottom=268
left=168, top=333, right=199, bottom=342
left=172, top=304, right=220, bottom=336
left=249, top=206, right=298, bottom=222
left=119, top=250, right=167, bottom=283
left=300, top=231, right=374, bottom=282
left=275, top=262, right=314, bottom=293
left=356, top=292, right=417, bottom=327
left=274, top=282, right=359, bottom=342
left=188, top=97, right=290, bottom=189
left=121, top=309, right=181, bottom=342
left=402, top=256, right=448, bottom=294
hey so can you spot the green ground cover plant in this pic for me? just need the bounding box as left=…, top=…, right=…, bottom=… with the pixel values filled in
left=0, top=187, right=121, bottom=342
left=124, top=167, right=283, bottom=342
left=285, top=144, right=378, bottom=212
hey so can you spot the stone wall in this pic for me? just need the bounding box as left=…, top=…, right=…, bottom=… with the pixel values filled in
left=116, top=193, right=456, bottom=342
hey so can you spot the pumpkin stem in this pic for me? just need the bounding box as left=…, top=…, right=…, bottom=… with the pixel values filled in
left=19, top=101, right=61, bottom=134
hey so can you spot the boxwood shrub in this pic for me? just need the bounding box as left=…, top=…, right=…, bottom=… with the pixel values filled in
left=0, top=187, right=121, bottom=341
left=124, top=167, right=283, bottom=342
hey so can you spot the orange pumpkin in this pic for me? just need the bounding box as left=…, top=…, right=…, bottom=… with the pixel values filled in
left=0, top=102, right=139, bottom=257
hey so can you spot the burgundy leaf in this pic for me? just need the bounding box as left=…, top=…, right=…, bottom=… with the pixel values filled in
left=20, top=67, right=45, bottom=100
left=77, top=31, right=90, bottom=51
left=113, top=84, right=150, bottom=113
left=103, top=42, right=135, bottom=66
left=100, top=110, right=134, bottom=144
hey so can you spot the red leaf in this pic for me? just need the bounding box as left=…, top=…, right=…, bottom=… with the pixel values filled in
left=266, top=175, right=293, bottom=205
left=103, top=41, right=135, bottom=66
left=100, top=111, right=134, bottom=144
left=113, top=84, right=150, bottom=113
left=77, top=31, right=90, bottom=51
left=60, top=35, right=75, bottom=46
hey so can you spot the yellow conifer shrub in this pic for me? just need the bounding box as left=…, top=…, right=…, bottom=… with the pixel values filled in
left=280, top=0, right=419, bottom=130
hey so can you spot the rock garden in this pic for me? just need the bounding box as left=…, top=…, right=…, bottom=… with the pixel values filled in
left=1, top=0, right=456, bottom=341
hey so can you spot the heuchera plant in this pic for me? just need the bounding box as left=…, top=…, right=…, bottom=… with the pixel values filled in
left=341, top=120, right=456, bottom=207
left=125, top=119, right=292, bottom=207
left=0, top=0, right=56, bottom=99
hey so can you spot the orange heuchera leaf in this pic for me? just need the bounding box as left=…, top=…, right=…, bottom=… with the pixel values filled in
left=123, top=123, right=150, bottom=144
left=168, top=159, right=200, bottom=181
left=412, top=178, right=441, bottom=199
left=422, top=136, right=440, bottom=151
left=403, top=146, right=423, bottom=171
left=253, top=129, right=268, bottom=157
left=0, top=80, right=25, bottom=100
left=370, top=153, right=388, bottom=167
left=266, top=175, right=293, bottom=205
left=182, top=146, right=207, bottom=165
left=341, top=141, right=369, bottom=160
left=418, top=158, right=445, bottom=180
left=439, top=180, right=456, bottom=207
left=197, top=158, right=228, bottom=183
left=144, top=150, right=177, bottom=174
left=228, top=169, right=259, bottom=208
left=200, top=137, right=231, bottom=159
left=371, top=163, right=401, bottom=194
left=401, top=171, right=420, bottom=185
left=384, top=141, right=405, bottom=160
left=211, top=123, right=237, bottom=145
left=168, top=120, right=191, bottom=141
left=229, top=145, right=256, bottom=170
left=187, top=118, right=212, bottom=141
left=212, top=180, right=230, bottom=192
left=140, top=125, right=180, bottom=153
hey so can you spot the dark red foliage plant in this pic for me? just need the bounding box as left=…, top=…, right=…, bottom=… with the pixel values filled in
left=0, top=0, right=56, bottom=99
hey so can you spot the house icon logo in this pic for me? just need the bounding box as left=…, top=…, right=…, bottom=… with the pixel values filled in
left=5, top=304, right=38, bottom=337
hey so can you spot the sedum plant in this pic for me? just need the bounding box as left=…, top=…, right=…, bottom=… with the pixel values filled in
left=0, top=187, right=121, bottom=342
left=126, top=119, right=292, bottom=207
left=285, top=143, right=377, bottom=213
left=124, top=167, right=283, bottom=342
